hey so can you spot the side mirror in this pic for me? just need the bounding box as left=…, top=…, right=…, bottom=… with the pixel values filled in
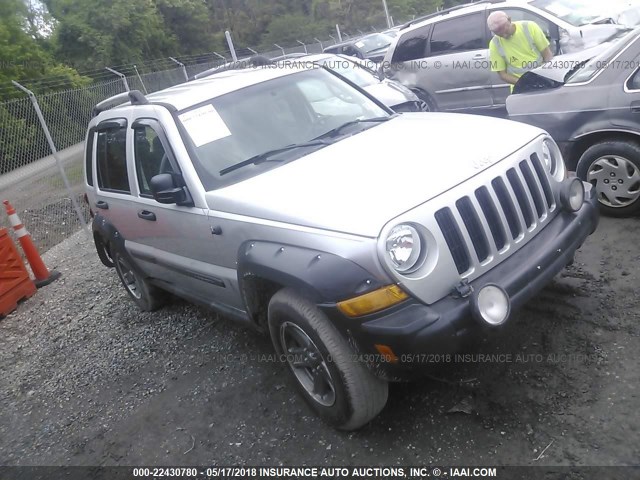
left=149, top=173, right=193, bottom=206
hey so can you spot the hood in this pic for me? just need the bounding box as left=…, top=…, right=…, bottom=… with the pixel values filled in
left=563, top=24, right=628, bottom=52
left=513, top=42, right=611, bottom=94
left=205, top=114, right=544, bottom=237
left=591, top=2, right=640, bottom=27
left=363, top=81, right=415, bottom=107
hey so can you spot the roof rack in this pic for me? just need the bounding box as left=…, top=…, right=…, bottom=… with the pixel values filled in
left=400, top=0, right=506, bottom=30
left=92, top=90, right=148, bottom=117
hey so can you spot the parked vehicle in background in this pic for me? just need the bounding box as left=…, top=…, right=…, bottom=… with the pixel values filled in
left=508, top=27, right=640, bottom=217
left=293, top=53, right=428, bottom=112
left=381, top=0, right=636, bottom=112
left=382, top=27, right=401, bottom=38
left=323, top=33, right=394, bottom=63
left=195, top=54, right=427, bottom=113
left=84, top=61, right=598, bottom=430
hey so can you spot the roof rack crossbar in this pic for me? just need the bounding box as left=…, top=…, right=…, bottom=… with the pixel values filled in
left=92, top=89, right=148, bottom=117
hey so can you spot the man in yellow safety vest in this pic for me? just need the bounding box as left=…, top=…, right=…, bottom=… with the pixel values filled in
left=487, top=11, right=554, bottom=91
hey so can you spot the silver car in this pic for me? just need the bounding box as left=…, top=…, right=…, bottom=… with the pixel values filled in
left=85, top=62, right=598, bottom=430
left=323, top=33, right=394, bottom=63
left=382, top=0, right=636, bottom=112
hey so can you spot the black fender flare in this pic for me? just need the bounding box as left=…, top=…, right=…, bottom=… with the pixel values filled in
left=237, top=241, right=386, bottom=324
left=92, top=213, right=125, bottom=267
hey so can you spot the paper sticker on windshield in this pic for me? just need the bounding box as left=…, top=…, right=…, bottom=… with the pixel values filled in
left=355, top=41, right=365, bottom=48
left=178, top=104, right=231, bottom=147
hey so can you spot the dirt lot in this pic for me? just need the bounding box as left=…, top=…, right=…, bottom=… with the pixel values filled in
left=0, top=216, right=638, bottom=469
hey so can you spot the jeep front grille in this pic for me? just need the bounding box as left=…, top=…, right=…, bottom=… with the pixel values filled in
left=435, top=154, right=556, bottom=275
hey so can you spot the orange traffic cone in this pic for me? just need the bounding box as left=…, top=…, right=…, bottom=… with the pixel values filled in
left=0, top=227, right=37, bottom=317
left=3, top=200, right=61, bottom=288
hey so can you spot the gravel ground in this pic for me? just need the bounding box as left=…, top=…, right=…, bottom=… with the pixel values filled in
left=0, top=217, right=639, bottom=468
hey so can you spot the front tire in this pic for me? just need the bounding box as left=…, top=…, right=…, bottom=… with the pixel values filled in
left=268, top=288, right=388, bottom=430
left=576, top=140, right=640, bottom=217
left=113, top=249, right=164, bottom=311
left=410, top=88, right=437, bottom=112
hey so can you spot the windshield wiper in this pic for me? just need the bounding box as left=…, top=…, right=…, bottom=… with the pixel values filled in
left=219, top=140, right=328, bottom=176
left=313, top=116, right=392, bottom=140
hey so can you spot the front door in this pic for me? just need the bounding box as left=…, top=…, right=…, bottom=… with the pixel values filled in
left=124, top=114, right=239, bottom=311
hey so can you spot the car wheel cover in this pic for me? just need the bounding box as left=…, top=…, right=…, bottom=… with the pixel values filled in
left=587, top=155, right=640, bottom=208
left=117, top=256, right=142, bottom=300
left=279, top=321, right=336, bottom=407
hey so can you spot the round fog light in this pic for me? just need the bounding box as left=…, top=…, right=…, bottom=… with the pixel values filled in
left=471, top=284, right=510, bottom=327
left=561, top=178, right=585, bottom=212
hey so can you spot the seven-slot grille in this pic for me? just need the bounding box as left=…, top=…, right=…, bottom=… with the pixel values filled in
left=435, top=153, right=555, bottom=275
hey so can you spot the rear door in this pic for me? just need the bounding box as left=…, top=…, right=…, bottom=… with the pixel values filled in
left=426, top=12, right=493, bottom=110
left=92, top=116, right=141, bottom=243
left=613, top=53, right=640, bottom=130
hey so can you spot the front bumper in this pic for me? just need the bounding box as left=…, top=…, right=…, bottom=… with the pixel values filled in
left=321, top=186, right=599, bottom=381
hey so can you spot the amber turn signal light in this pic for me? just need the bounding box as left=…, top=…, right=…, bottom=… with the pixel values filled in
left=337, top=284, right=408, bottom=317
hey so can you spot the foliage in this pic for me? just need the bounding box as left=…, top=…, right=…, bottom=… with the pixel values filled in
left=1, top=0, right=451, bottom=174
left=0, top=0, right=87, bottom=99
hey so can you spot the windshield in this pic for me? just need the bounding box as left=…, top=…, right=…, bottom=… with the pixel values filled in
left=355, top=33, right=393, bottom=53
left=530, top=0, right=633, bottom=26
left=566, top=27, right=639, bottom=83
left=322, top=58, right=378, bottom=88
left=177, top=68, right=389, bottom=190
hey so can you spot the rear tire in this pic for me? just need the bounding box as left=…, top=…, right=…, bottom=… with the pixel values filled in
left=113, top=249, right=164, bottom=311
left=268, top=288, right=388, bottom=430
left=576, top=140, right=640, bottom=217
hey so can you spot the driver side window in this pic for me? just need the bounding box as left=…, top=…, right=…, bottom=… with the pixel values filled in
left=133, top=124, right=175, bottom=197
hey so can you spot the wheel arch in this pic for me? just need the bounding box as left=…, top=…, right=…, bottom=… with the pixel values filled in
left=92, top=213, right=124, bottom=268
left=570, top=130, right=640, bottom=166
left=237, top=241, right=385, bottom=331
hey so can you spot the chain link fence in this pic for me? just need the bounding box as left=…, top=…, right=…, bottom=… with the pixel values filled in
left=0, top=26, right=408, bottom=253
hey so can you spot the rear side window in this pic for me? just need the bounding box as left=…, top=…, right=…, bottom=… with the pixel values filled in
left=628, top=68, right=640, bottom=90
left=430, top=13, right=485, bottom=55
left=85, top=130, right=95, bottom=186
left=96, top=121, right=130, bottom=193
left=392, top=25, right=430, bottom=63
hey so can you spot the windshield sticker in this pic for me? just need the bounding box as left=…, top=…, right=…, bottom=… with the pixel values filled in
left=355, top=41, right=365, bottom=48
left=178, top=104, right=231, bottom=147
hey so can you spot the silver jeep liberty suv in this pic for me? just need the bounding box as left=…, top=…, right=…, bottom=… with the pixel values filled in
left=84, top=61, right=598, bottom=430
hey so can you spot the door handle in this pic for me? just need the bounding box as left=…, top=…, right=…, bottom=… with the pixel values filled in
left=138, top=210, right=156, bottom=221
left=472, top=53, right=485, bottom=60
left=95, top=201, right=109, bottom=210
left=631, top=101, right=640, bottom=113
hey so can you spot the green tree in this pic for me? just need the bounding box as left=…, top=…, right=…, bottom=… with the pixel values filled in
left=155, top=0, right=218, bottom=55
left=0, top=0, right=85, bottom=99
left=262, top=14, right=333, bottom=47
left=44, top=0, right=178, bottom=70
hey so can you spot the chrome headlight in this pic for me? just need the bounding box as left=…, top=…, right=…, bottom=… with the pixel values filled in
left=385, top=224, right=424, bottom=273
left=542, top=137, right=565, bottom=181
